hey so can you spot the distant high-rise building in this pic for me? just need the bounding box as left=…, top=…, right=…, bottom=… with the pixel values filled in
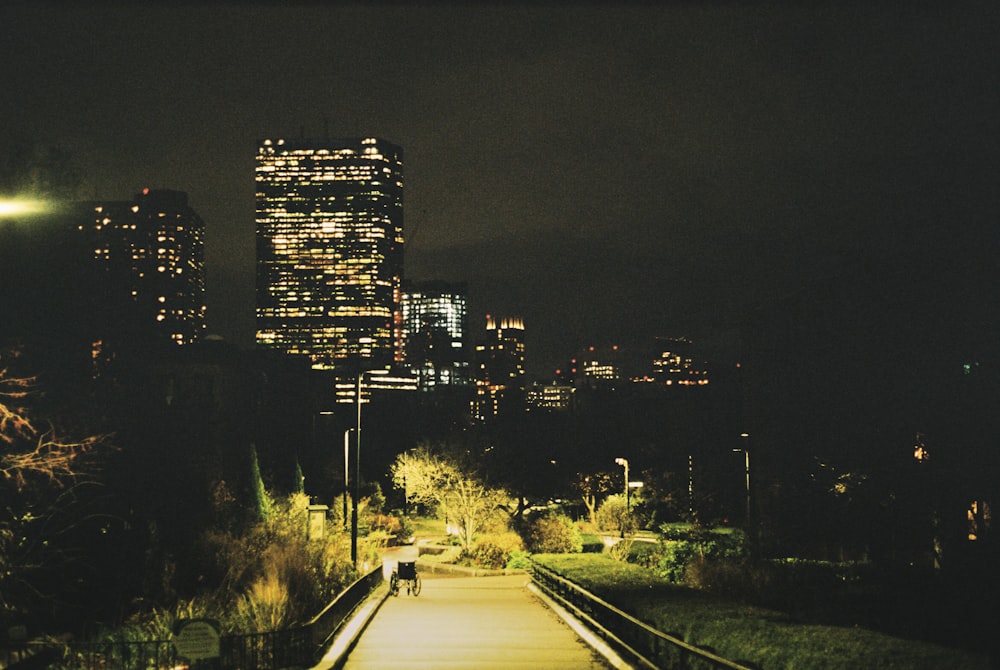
left=649, top=336, right=709, bottom=386
left=76, top=188, right=207, bottom=347
left=255, top=137, right=404, bottom=374
left=473, top=315, right=526, bottom=420
left=401, top=280, right=469, bottom=389
left=553, top=344, right=623, bottom=390
left=577, top=344, right=623, bottom=390
left=525, top=380, right=575, bottom=412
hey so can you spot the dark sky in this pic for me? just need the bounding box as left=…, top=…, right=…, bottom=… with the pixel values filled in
left=3, top=2, right=997, bottom=376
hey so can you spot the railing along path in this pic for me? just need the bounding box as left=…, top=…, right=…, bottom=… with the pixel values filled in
left=530, top=560, right=759, bottom=670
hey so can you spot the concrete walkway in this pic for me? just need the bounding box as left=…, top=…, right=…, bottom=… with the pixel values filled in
left=332, top=573, right=613, bottom=669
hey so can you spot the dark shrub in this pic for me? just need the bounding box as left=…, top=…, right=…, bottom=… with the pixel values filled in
left=524, top=513, right=583, bottom=553
left=652, top=525, right=747, bottom=583
left=472, top=532, right=524, bottom=569
left=580, top=533, right=605, bottom=553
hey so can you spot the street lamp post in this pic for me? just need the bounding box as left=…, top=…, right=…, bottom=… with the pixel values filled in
left=351, top=373, right=362, bottom=566
left=318, top=410, right=346, bottom=528
left=615, top=457, right=629, bottom=537
left=688, top=454, right=694, bottom=520
left=615, top=457, right=629, bottom=509
left=342, top=429, right=353, bottom=529
left=402, top=447, right=416, bottom=517
left=734, top=433, right=751, bottom=526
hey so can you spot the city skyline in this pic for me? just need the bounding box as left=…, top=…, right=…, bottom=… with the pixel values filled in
left=3, top=2, right=997, bottom=375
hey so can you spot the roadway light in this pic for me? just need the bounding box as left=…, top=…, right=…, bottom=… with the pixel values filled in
left=351, top=370, right=378, bottom=568
left=343, top=428, right=353, bottom=529
left=0, top=199, right=48, bottom=217
left=352, top=373, right=362, bottom=566
left=320, top=410, right=349, bottom=531
left=734, top=433, right=751, bottom=526
left=615, top=457, right=630, bottom=537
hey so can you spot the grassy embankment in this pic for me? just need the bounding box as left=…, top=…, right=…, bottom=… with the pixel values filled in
left=532, top=553, right=989, bottom=670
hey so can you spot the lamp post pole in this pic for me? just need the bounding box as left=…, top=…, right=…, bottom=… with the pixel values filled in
left=734, top=433, right=751, bottom=527
left=743, top=448, right=750, bottom=524
left=688, top=454, right=694, bottom=520
left=615, top=457, right=629, bottom=537
left=351, top=373, right=362, bottom=566
left=342, top=429, right=352, bottom=529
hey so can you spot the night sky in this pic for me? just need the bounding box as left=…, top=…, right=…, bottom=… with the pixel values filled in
left=3, top=2, right=997, bottom=376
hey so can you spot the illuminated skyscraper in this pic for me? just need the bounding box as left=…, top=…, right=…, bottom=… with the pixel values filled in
left=77, top=188, right=207, bottom=347
left=401, top=280, right=469, bottom=389
left=473, top=315, right=526, bottom=420
left=255, top=137, right=404, bottom=373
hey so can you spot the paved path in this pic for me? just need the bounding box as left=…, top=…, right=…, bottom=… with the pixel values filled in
left=337, top=572, right=612, bottom=669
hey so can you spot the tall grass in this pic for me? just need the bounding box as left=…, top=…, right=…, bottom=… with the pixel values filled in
left=235, top=563, right=289, bottom=632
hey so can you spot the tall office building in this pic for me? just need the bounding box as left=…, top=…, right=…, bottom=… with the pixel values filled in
left=401, top=280, right=469, bottom=389
left=472, top=315, right=526, bottom=420
left=255, top=137, right=405, bottom=374
left=77, top=188, right=207, bottom=348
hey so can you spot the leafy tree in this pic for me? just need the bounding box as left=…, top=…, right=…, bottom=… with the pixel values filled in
left=292, top=458, right=305, bottom=494
left=390, top=443, right=510, bottom=551
left=446, top=473, right=509, bottom=552
left=390, top=444, right=454, bottom=520
left=248, top=443, right=272, bottom=523
left=574, top=471, right=616, bottom=526
left=597, top=493, right=634, bottom=536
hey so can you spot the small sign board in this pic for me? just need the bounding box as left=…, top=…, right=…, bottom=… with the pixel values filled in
left=172, top=618, right=220, bottom=660
left=7, top=625, right=27, bottom=644
left=308, top=504, right=329, bottom=540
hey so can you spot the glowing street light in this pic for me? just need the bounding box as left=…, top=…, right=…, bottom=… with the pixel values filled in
left=615, top=457, right=629, bottom=507
left=350, top=370, right=378, bottom=567
left=319, top=410, right=349, bottom=530
left=734, top=433, right=751, bottom=526
left=615, top=457, right=630, bottom=537
left=0, top=199, right=49, bottom=218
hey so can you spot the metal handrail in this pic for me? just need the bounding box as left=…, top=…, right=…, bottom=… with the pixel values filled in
left=530, top=561, right=759, bottom=670
left=306, top=562, right=384, bottom=650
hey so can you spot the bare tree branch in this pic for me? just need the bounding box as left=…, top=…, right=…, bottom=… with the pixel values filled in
left=0, top=360, right=108, bottom=490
